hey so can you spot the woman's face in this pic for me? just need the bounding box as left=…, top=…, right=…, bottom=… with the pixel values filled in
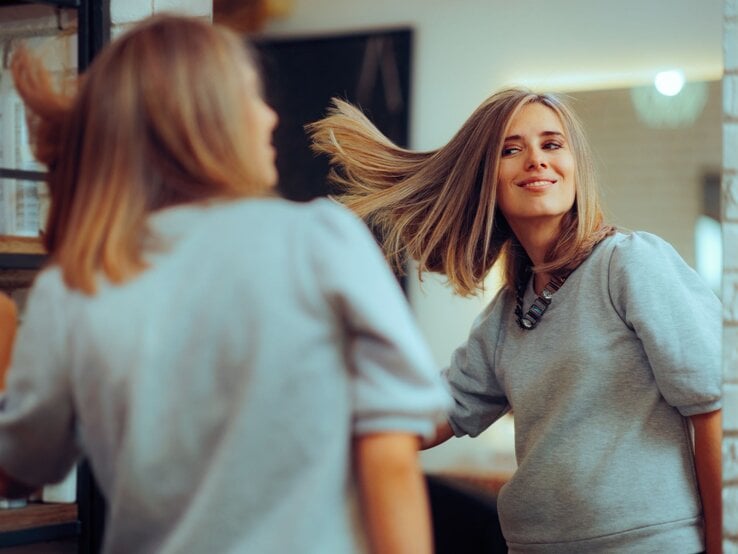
left=242, top=65, right=279, bottom=189
left=495, top=102, right=576, bottom=232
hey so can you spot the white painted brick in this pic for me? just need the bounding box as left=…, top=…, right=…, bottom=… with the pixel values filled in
left=153, top=0, right=212, bottom=18
left=725, top=122, right=738, bottom=173
left=110, top=25, right=122, bottom=40
left=24, top=33, right=77, bottom=74
left=727, top=5, right=738, bottom=550
left=725, top=176, right=738, bottom=221
left=726, top=436, right=738, bottom=482
left=724, top=327, right=738, bottom=382
left=110, top=1, right=153, bottom=25
left=723, top=272, right=738, bottom=322
left=726, top=485, right=738, bottom=536
left=725, top=383, right=738, bottom=432
left=726, top=74, right=738, bottom=119
left=726, top=225, right=738, bottom=271
left=728, top=0, right=738, bottom=18
left=728, top=18, right=738, bottom=72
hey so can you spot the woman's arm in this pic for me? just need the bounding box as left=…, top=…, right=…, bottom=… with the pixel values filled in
left=354, top=432, right=433, bottom=554
left=0, top=293, right=17, bottom=390
left=691, top=409, right=722, bottom=554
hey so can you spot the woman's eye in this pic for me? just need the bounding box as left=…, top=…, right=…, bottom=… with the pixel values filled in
left=543, top=142, right=563, bottom=150
left=502, top=146, right=520, bottom=156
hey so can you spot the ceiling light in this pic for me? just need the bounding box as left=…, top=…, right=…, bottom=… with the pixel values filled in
left=654, top=70, right=685, bottom=96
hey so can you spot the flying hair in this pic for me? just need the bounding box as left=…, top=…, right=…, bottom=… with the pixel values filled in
left=308, top=89, right=614, bottom=296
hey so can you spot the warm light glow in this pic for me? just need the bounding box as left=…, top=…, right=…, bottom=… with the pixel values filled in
left=654, top=70, right=685, bottom=96
left=630, top=79, right=708, bottom=129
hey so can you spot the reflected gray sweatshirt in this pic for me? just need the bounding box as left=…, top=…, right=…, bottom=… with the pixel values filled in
left=445, top=231, right=721, bottom=553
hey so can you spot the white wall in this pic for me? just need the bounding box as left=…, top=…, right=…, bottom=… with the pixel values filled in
left=263, top=0, right=722, bottom=150
left=110, top=0, right=211, bottom=25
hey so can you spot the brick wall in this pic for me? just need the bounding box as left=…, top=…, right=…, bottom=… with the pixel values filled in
left=110, top=0, right=212, bottom=35
left=725, top=0, right=738, bottom=551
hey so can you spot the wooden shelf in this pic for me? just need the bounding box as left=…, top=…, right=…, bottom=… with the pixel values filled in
left=0, top=236, right=45, bottom=256
left=0, top=503, right=77, bottom=533
left=0, top=268, right=38, bottom=290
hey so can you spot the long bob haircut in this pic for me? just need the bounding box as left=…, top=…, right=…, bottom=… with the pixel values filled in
left=308, top=88, right=613, bottom=296
left=11, top=15, right=272, bottom=294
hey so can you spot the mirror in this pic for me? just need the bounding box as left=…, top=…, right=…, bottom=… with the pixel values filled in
left=256, top=0, right=724, bottom=486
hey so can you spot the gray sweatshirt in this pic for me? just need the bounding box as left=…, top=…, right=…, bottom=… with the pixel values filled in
left=445, top=231, right=721, bottom=553
left=0, top=198, right=451, bottom=553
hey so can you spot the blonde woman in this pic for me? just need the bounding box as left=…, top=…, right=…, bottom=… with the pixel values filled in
left=310, top=89, right=723, bottom=553
left=0, top=15, right=451, bottom=554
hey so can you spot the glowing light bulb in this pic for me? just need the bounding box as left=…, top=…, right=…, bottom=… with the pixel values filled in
left=654, top=70, right=685, bottom=96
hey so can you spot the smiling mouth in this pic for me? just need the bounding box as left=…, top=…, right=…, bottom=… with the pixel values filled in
left=517, top=179, right=555, bottom=189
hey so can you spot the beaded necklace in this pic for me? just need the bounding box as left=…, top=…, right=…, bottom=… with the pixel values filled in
left=514, top=272, right=569, bottom=330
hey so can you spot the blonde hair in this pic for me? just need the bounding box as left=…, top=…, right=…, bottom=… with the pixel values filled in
left=11, top=14, right=273, bottom=294
left=308, top=88, right=614, bottom=296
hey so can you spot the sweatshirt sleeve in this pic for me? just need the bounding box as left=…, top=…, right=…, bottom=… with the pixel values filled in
left=608, top=232, right=722, bottom=416
left=307, top=199, right=452, bottom=439
left=444, top=292, right=510, bottom=437
left=0, top=271, right=80, bottom=487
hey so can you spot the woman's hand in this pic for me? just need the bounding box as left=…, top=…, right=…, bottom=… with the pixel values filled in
left=421, top=420, right=454, bottom=450
left=0, top=294, right=17, bottom=390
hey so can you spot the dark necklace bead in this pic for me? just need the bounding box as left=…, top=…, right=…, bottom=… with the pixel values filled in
left=515, top=272, right=568, bottom=330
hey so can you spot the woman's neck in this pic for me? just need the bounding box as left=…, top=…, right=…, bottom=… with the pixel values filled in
left=509, top=218, right=562, bottom=295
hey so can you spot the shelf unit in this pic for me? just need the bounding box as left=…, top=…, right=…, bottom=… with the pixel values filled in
left=0, top=2, right=109, bottom=552
left=0, top=0, right=108, bottom=271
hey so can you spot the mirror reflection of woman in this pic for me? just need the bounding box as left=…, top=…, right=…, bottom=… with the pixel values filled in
left=0, top=14, right=451, bottom=554
left=310, top=89, right=723, bottom=553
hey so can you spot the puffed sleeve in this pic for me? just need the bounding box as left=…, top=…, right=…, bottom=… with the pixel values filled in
left=307, top=199, right=451, bottom=439
left=444, top=292, right=510, bottom=437
left=608, top=232, right=721, bottom=416
left=0, top=270, right=80, bottom=486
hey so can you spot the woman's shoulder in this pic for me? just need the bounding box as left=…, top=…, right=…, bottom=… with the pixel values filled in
left=29, top=266, right=66, bottom=295
left=215, top=196, right=362, bottom=230
left=602, top=229, right=716, bottom=301
left=603, top=229, right=684, bottom=268
left=582, top=229, right=679, bottom=268
left=149, top=197, right=355, bottom=242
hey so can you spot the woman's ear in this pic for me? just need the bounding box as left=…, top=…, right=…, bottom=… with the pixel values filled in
left=0, top=294, right=18, bottom=391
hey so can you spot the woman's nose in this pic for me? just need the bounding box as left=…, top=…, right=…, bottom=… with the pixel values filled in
left=526, top=149, right=547, bottom=170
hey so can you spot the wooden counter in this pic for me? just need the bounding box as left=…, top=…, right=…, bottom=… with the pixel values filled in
left=0, top=503, right=79, bottom=549
left=0, top=503, right=77, bottom=533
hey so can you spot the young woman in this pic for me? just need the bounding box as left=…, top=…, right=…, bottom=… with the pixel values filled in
left=0, top=15, right=451, bottom=554
left=310, top=89, right=723, bottom=553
